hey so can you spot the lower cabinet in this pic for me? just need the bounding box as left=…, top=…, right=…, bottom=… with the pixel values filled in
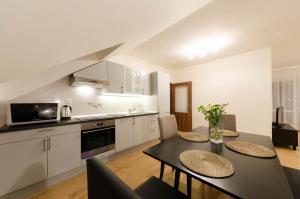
left=0, top=138, right=47, bottom=196
left=133, top=116, right=149, bottom=145
left=116, top=114, right=159, bottom=153
left=0, top=125, right=81, bottom=196
left=115, top=118, right=134, bottom=152
left=47, top=132, right=81, bottom=178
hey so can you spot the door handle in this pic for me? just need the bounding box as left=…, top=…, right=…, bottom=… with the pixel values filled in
left=47, top=138, right=51, bottom=151
left=43, top=139, right=46, bottom=151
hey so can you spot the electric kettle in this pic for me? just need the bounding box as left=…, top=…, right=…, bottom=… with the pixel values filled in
left=61, top=105, right=72, bottom=120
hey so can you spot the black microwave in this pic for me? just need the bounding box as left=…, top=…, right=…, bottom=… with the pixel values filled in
left=7, top=103, right=59, bottom=126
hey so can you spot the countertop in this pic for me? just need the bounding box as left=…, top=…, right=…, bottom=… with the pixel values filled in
left=0, top=112, right=158, bottom=133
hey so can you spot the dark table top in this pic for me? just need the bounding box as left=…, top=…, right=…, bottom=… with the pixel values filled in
left=0, top=112, right=158, bottom=133
left=143, top=126, right=294, bottom=199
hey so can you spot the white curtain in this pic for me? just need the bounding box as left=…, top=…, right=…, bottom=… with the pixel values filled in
left=273, top=67, right=300, bottom=130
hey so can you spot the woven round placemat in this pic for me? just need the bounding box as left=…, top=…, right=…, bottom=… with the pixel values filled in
left=179, top=132, right=209, bottom=142
left=179, top=150, right=234, bottom=178
left=225, top=141, right=276, bottom=158
left=223, top=130, right=239, bottom=137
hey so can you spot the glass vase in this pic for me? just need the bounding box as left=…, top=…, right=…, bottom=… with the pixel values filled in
left=210, top=122, right=223, bottom=144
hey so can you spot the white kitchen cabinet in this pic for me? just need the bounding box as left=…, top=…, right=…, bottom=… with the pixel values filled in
left=141, top=73, right=151, bottom=95
left=0, top=124, right=81, bottom=196
left=148, top=114, right=160, bottom=140
left=0, top=138, right=47, bottom=196
left=73, top=61, right=108, bottom=80
left=132, top=70, right=142, bottom=94
left=115, top=118, right=134, bottom=152
left=47, top=132, right=81, bottom=178
left=115, top=115, right=159, bottom=152
left=133, top=116, right=149, bottom=145
left=107, top=61, right=125, bottom=93
left=151, top=71, right=170, bottom=114
left=124, top=67, right=133, bottom=93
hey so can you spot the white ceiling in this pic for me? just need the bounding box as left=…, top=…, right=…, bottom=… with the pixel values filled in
left=129, top=0, right=300, bottom=69
left=0, top=0, right=212, bottom=84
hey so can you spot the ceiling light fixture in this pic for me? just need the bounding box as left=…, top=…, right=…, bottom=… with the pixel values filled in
left=181, top=36, right=230, bottom=60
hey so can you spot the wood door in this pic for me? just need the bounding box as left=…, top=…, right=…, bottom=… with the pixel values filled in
left=171, top=81, right=192, bottom=131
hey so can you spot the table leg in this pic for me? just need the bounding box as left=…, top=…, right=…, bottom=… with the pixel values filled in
left=187, top=174, right=192, bottom=198
left=293, top=145, right=296, bottom=150
left=174, top=169, right=180, bottom=190
left=159, top=162, right=165, bottom=180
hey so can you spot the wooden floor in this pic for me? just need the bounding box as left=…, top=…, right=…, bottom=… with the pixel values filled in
left=26, top=134, right=300, bottom=199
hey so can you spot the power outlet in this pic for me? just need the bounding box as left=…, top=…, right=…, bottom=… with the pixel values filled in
left=64, top=98, right=72, bottom=105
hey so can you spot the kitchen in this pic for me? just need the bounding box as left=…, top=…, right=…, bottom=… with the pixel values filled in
left=2, top=1, right=300, bottom=198
left=0, top=60, right=170, bottom=198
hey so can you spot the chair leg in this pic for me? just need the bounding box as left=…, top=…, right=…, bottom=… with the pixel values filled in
left=187, top=174, right=192, bottom=198
left=174, top=169, right=180, bottom=190
left=159, top=162, right=165, bottom=180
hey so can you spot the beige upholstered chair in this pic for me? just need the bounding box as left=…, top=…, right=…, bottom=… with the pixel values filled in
left=157, top=115, right=192, bottom=197
left=158, top=115, right=178, bottom=141
left=222, top=114, right=236, bottom=131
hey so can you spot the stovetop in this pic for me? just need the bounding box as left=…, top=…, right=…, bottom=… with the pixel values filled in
left=75, top=114, right=114, bottom=122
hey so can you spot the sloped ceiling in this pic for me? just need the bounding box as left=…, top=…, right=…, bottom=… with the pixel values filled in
left=0, top=0, right=212, bottom=100
left=129, top=0, right=300, bottom=69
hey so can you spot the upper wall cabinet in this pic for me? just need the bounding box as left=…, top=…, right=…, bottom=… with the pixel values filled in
left=107, top=61, right=125, bottom=93
left=141, top=73, right=151, bottom=95
left=105, top=61, right=151, bottom=95
left=72, top=60, right=152, bottom=95
left=73, top=61, right=108, bottom=80
left=151, top=71, right=170, bottom=113
left=124, top=67, right=133, bottom=93
left=132, top=70, right=142, bottom=94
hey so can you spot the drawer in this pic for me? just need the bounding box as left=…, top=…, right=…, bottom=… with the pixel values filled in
left=0, top=124, right=81, bottom=145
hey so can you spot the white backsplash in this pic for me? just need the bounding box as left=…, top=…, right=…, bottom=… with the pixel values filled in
left=0, top=77, right=157, bottom=125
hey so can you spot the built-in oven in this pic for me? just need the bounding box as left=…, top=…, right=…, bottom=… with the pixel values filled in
left=81, top=119, right=115, bottom=159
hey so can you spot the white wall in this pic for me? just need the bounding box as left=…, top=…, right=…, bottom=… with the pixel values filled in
left=8, top=77, right=156, bottom=117
left=172, top=48, right=272, bottom=137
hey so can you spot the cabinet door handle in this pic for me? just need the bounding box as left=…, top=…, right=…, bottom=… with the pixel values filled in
left=121, top=86, right=124, bottom=93
left=43, top=139, right=46, bottom=151
left=37, top=128, right=55, bottom=133
left=47, top=138, right=51, bottom=151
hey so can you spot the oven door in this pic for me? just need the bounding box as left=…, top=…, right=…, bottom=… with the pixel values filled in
left=81, top=126, right=115, bottom=159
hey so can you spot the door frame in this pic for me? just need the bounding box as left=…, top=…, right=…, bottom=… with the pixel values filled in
left=170, top=81, right=192, bottom=131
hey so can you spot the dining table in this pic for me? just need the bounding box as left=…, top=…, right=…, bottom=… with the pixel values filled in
left=143, top=126, right=294, bottom=199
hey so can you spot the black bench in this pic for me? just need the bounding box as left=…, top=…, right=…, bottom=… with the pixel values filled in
left=272, top=123, right=298, bottom=150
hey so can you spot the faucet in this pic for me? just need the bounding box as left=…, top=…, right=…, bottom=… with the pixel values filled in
left=128, top=107, right=137, bottom=114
